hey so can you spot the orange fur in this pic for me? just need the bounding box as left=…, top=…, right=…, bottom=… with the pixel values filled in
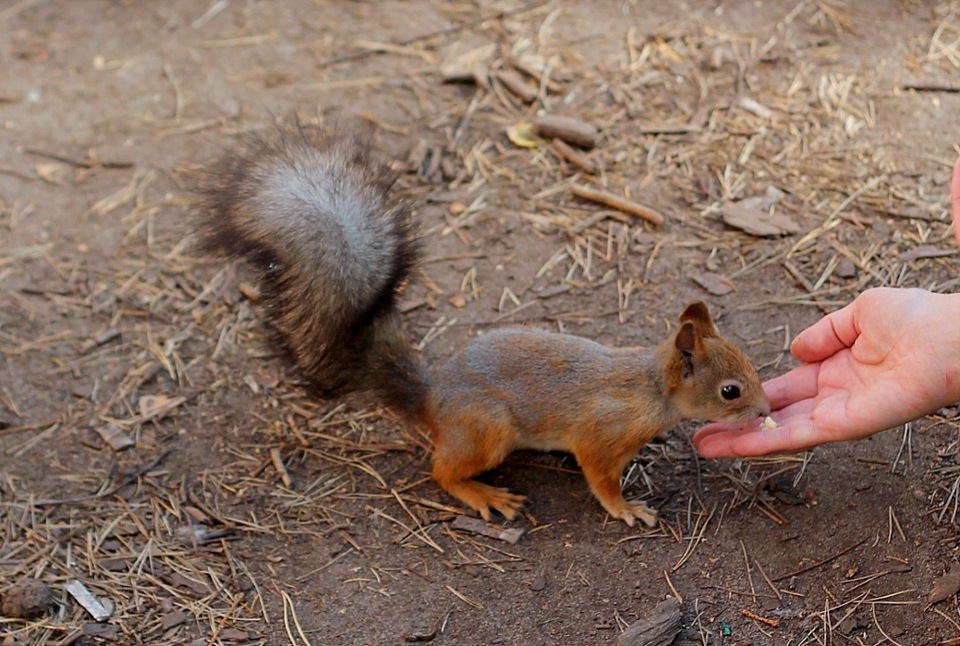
left=418, top=302, right=769, bottom=525
left=198, top=128, right=768, bottom=526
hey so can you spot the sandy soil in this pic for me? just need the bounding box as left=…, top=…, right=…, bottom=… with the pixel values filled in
left=2, top=1, right=960, bottom=644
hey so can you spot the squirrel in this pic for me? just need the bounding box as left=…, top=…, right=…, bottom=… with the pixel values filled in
left=195, top=122, right=771, bottom=527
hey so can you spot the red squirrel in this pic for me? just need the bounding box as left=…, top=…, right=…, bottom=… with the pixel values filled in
left=195, top=122, right=770, bottom=527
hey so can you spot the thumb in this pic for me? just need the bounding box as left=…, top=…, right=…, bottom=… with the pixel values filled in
left=791, top=299, right=860, bottom=363
left=952, top=159, right=960, bottom=249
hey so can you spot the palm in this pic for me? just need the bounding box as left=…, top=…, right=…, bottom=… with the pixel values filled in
left=694, top=288, right=960, bottom=457
left=695, top=162, right=960, bottom=458
left=793, top=343, right=930, bottom=443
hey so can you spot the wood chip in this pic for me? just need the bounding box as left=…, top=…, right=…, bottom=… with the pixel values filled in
left=169, top=572, right=211, bottom=597
left=532, top=114, right=598, bottom=149
left=161, top=610, right=188, bottom=631
left=618, top=596, right=682, bottom=646
left=220, top=629, right=250, bottom=641
left=96, top=424, right=136, bottom=451
left=719, top=203, right=799, bottom=237
left=927, top=562, right=960, bottom=604
left=897, top=245, right=959, bottom=262
left=690, top=271, right=735, bottom=296
left=65, top=579, right=112, bottom=622
left=450, top=515, right=525, bottom=544
left=83, top=623, right=120, bottom=637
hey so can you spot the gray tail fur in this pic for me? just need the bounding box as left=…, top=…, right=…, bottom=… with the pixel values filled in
left=194, top=121, right=429, bottom=419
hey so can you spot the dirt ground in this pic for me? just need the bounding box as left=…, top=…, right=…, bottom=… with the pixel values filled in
left=2, top=1, right=960, bottom=644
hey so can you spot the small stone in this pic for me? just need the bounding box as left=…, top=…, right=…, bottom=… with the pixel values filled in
left=834, top=259, right=857, bottom=279
left=2, top=578, right=54, bottom=619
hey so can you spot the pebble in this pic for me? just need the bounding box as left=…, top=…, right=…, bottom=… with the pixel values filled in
left=2, top=578, right=54, bottom=619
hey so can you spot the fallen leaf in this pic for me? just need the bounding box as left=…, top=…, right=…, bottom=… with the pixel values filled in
left=506, top=122, right=540, bottom=149
left=927, top=563, right=960, bottom=604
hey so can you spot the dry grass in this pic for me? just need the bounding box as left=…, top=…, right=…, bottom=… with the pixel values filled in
left=2, top=1, right=960, bottom=643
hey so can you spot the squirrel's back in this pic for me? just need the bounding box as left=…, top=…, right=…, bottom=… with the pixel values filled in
left=195, top=123, right=428, bottom=417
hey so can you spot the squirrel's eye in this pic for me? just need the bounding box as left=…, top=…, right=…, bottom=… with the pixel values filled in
left=720, top=384, right=741, bottom=401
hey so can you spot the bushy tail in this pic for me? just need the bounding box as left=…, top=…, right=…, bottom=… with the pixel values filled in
left=194, top=121, right=429, bottom=419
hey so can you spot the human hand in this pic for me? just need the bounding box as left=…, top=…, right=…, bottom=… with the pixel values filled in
left=953, top=158, right=960, bottom=247
left=694, top=159, right=960, bottom=458
left=694, top=288, right=960, bottom=456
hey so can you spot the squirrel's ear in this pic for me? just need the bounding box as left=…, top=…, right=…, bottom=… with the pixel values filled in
left=674, top=321, right=700, bottom=378
left=679, top=301, right=718, bottom=337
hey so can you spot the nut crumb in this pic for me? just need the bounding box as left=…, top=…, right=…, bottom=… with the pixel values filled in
left=762, top=416, right=778, bottom=430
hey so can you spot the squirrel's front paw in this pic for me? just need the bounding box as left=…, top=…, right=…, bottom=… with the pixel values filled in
left=439, top=477, right=526, bottom=522
left=613, top=501, right=658, bottom=528
left=479, top=487, right=526, bottom=522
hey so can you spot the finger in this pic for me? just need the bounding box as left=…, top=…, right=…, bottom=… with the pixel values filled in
left=693, top=399, right=817, bottom=456
left=952, top=159, right=960, bottom=249
left=696, top=418, right=825, bottom=458
left=763, top=363, right=820, bottom=410
left=692, top=420, right=750, bottom=447
left=790, top=299, right=860, bottom=363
